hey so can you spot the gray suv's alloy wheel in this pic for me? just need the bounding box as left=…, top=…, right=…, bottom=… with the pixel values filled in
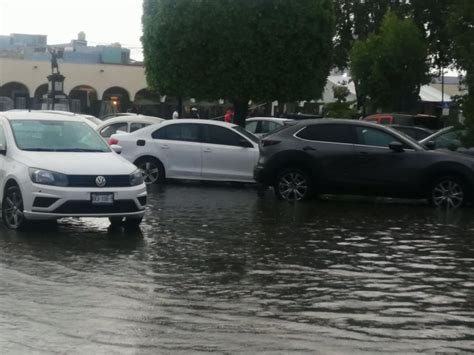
left=430, top=176, right=466, bottom=209
left=275, top=168, right=312, bottom=201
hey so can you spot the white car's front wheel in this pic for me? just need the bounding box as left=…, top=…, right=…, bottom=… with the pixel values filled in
left=2, top=185, right=28, bottom=230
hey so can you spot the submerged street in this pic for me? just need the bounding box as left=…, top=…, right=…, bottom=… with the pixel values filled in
left=1, top=184, right=473, bottom=353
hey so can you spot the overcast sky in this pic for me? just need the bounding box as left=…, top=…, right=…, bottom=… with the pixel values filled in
left=0, top=0, right=144, bottom=60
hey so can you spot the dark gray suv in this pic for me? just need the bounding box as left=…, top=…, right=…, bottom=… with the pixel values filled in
left=254, top=119, right=474, bottom=208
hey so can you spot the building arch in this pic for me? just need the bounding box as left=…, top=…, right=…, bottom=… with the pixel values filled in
left=33, top=83, right=49, bottom=110
left=133, top=88, right=163, bottom=116
left=0, top=81, right=30, bottom=109
left=101, top=86, right=131, bottom=115
left=69, top=85, right=99, bottom=114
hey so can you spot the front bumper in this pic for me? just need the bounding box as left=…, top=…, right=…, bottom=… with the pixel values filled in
left=21, top=182, right=147, bottom=220
left=254, top=164, right=271, bottom=186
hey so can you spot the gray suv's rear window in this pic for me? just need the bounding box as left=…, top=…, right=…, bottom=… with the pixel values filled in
left=296, top=124, right=355, bottom=144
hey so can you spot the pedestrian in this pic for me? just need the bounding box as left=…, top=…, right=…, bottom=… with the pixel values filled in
left=191, top=107, right=200, bottom=119
left=224, top=108, right=234, bottom=123
left=172, top=110, right=179, bottom=119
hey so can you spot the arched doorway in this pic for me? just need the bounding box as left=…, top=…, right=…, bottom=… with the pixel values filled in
left=134, top=88, right=162, bottom=116
left=33, top=83, right=48, bottom=110
left=69, top=85, right=99, bottom=115
left=0, top=82, right=30, bottom=109
left=101, top=87, right=131, bottom=117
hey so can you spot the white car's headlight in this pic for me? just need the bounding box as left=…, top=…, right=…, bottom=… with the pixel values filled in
left=129, top=169, right=144, bottom=186
left=29, top=168, right=68, bottom=187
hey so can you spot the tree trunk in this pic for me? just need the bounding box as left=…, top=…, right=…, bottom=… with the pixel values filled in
left=232, top=99, right=249, bottom=127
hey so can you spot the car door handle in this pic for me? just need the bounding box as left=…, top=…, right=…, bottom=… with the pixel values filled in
left=161, top=145, right=170, bottom=150
left=302, top=146, right=315, bottom=152
left=203, top=148, right=212, bottom=153
left=359, top=151, right=369, bottom=155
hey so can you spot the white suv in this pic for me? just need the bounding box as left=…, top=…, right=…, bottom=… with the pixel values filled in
left=0, top=111, right=147, bottom=230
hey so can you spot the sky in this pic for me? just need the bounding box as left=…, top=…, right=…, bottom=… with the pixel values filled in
left=0, top=0, right=144, bottom=60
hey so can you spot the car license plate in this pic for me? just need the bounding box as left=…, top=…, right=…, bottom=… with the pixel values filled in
left=91, top=192, right=114, bottom=205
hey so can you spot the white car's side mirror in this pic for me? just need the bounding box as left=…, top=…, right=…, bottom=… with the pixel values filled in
left=111, top=144, right=122, bottom=154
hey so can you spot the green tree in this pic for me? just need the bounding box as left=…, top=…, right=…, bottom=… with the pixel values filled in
left=142, top=0, right=335, bottom=126
left=324, top=85, right=357, bottom=119
left=449, top=0, right=474, bottom=146
left=333, top=0, right=410, bottom=70
left=350, top=12, right=429, bottom=112
left=410, top=0, right=454, bottom=72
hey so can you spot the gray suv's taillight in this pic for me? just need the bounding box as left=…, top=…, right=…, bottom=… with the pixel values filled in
left=260, top=139, right=281, bottom=147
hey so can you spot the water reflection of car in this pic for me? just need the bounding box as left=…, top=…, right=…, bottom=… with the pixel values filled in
left=96, top=115, right=165, bottom=138
left=245, top=117, right=294, bottom=138
left=254, top=119, right=474, bottom=208
left=109, top=119, right=260, bottom=184
left=388, top=124, right=434, bottom=141
left=0, top=111, right=147, bottom=230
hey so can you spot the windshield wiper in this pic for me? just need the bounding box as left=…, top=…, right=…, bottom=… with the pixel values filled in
left=54, top=148, right=106, bottom=152
left=22, top=148, right=58, bottom=152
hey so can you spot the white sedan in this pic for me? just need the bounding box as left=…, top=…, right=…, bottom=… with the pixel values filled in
left=97, top=115, right=165, bottom=138
left=109, top=119, right=260, bottom=184
left=0, top=111, right=147, bottom=230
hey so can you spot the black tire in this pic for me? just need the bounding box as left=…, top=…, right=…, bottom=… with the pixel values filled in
left=429, top=175, right=467, bottom=209
left=109, top=216, right=143, bottom=229
left=2, top=185, right=28, bottom=230
left=274, top=168, right=312, bottom=201
left=135, top=157, right=165, bottom=184
left=123, top=217, right=143, bottom=229
left=109, top=217, right=124, bottom=227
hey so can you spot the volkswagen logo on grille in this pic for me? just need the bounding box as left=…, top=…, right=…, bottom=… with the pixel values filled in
left=95, top=176, right=107, bottom=187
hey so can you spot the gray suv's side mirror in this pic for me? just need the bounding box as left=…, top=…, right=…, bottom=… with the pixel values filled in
left=0, top=143, right=6, bottom=155
left=389, top=141, right=404, bottom=152
left=425, top=140, right=436, bottom=150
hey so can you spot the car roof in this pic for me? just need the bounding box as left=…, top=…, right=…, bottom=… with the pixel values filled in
left=246, top=117, right=293, bottom=122
left=0, top=110, right=86, bottom=122
left=293, top=118, right=385, bottom=127
left=96, top=115, right=165, bottom=127
left=159, top=119, right=238, bottom=128
left=389, top=124, right=433, bottom=131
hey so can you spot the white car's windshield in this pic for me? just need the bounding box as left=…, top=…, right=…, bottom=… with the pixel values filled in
left=10, top=120, right=110, bottom=152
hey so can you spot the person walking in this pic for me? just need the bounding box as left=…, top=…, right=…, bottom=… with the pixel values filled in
left=224, top=108, right=234, bottom=123
left=191, top=107, right=200, bottom=119
left=172, top=110, right=179, bottom=119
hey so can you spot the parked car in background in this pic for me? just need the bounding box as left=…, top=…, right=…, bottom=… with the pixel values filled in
left=362, top=113, right=441, bottom=130
left=389, top=124, right=434, bottom=141
left=420, top=126, right=469, bottom=151
left=255, top=119, right=474, bottom=208
left=245, top=117, right=294, bottom=137
left=81, top=114, right=102, bottom=126
left=0, top=111, right=147, bottom=230
left=282, top=113, right=323, bottom=120
left=109, top=119, right=260, bottom=184
left=96, top=115, right=165, bottom=138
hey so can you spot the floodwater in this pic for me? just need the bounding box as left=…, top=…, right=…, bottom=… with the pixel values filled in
left=0, top=183, right=473, bottom=354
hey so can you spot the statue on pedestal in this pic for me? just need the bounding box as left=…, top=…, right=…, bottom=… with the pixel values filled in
left=48, top=47, right=62, bottom=74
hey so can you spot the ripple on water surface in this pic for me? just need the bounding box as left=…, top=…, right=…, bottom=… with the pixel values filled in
left=0, top=184, right=473, bottom=353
